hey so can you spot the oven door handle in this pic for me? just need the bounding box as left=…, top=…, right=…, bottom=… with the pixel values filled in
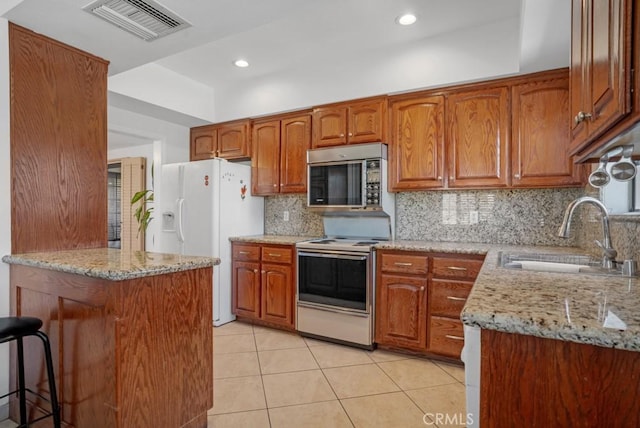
left=297, top=251, right=368, bottom=261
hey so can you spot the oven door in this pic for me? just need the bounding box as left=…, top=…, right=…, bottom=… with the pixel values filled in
left=297, top=250, right=370, bottom=313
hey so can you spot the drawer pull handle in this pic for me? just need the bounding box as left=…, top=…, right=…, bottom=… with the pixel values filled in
left=446, top=296, right=467, bottom=302
left=394, top=262, right=413, bottom=266
left=239, top=251, right=251, bottom=255
left=268, top=253, right=282, bottom=257
left=445, top=335, right=464, bottom=341
left=446, top=266, right=467, bottom=271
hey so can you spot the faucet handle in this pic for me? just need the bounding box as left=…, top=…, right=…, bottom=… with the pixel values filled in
left=595, top=239, right=618, bottom=259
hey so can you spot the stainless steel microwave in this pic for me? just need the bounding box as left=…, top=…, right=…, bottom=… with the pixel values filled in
left=307, top=143, right=387, bottom=212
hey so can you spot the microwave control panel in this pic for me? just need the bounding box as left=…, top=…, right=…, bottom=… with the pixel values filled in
left=365, top=159, right=381, bottom=206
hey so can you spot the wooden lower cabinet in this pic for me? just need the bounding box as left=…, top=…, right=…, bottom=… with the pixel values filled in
left=481, top=329, right=640, bottom=426
left=375, top=250, right=484, bottom=360
left=232, top=242, right=295, bottom=329
left=376, top=273, right=428, bottom=351
left=10, top=264, right=213, bottom=428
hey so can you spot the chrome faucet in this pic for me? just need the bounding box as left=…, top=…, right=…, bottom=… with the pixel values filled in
left=558, top=196, right=617, bottom=269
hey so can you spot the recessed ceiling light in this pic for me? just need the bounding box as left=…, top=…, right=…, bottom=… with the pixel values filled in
left=234, top=59, right=249, bottom=68
left=397, top=14, right=417, bottom=26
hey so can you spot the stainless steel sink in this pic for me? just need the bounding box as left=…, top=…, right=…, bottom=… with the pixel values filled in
left=497, top=252, right=629, bottom=276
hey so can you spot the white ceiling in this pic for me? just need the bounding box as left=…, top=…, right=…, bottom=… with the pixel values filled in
left=2, top=0, right=570, bottom=125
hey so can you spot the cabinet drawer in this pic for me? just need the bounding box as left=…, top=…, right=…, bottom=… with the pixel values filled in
left=233, top=244, right=260, bottom=261
left=379, top=253, right=429, bottom=275
left=430, top=280, right=472, bottom=318
left=428, top=316, right=465, bottom=358
left=262, top=246, right=293, bottom=264
left=432, top=257, right=483, bottom=280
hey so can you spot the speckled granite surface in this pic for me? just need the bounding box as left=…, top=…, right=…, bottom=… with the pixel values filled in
left=2, top=248, right=218, bottom=281
left=229, top=234, right=319, bottom=245
left=458, top=245, right=640, bottom=352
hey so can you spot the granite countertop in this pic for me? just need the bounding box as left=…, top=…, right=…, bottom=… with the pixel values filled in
left=229, top=234, right=320, bottom=245
left=2, top=248, right=219, bottom=281
left=459, top=245, right=639, bottom=352
left=374, top=240, right=640, bottom=352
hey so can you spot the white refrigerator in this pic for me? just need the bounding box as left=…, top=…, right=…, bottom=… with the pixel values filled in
left=158, top=158, right=264, bottom=326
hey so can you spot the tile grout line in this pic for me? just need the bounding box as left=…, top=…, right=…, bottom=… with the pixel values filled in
left=251, top=324, right=273, bottom=428
left=306, top=337, right=357, bottom=428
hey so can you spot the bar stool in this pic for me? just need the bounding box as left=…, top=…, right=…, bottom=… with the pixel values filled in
left=0, top=317, right=61, bottom=428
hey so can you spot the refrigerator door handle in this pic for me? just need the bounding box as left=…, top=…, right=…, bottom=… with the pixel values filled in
left=177, top=198, right=185, bottom=243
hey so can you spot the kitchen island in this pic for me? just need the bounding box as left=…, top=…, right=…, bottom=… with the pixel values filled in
left=2, top=248, right=219, bottom=428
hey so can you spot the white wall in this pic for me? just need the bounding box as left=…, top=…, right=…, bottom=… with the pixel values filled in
left=0, top=17, right=10, bottom=422
left=213, top=17, right=520, bottom=122
left=109, top=63, right=216, bottom=123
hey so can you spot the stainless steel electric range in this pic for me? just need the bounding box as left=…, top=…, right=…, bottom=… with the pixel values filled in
left=295, top=215, right=392, bottom=349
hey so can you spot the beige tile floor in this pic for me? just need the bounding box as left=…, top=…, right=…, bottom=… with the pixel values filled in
left=208, top=321, right=467, bottom=428
left=0, top=321, right=467, bottom=428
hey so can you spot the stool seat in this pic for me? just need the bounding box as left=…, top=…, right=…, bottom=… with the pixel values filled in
left=0, top=316, right=61, bottom=428
left=0, top=317, right=43, bottom=342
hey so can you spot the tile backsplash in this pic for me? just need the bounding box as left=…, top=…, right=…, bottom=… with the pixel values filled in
left=265, top=188, right=584, bottom=246
left=395, top=188, right=584, bottom=246
left=264, top=187, right=639, bottom=262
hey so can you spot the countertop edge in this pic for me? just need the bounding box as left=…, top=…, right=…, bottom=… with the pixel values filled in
left=2, top=252, right=220, bottom=281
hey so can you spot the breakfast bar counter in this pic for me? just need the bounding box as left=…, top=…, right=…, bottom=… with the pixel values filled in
left=2, top=248, right=219, bottom=428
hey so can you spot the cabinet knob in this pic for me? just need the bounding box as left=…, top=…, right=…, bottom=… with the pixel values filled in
left=253, top=269, right=258, bottom=273
left=449, top=176, right=454, bottom=181
left=273, top=184, right=277, bottom=187
left=514, top=173, right=521, bottom=179
left=437, top=176, right=442, bottom=181
left=339, top=133, right=345, bottom=138
left=348, top=132, right=353, bottom=137
left=574, top=111, right=593, bottom=124
left=420, top=286, right=425, bottom=291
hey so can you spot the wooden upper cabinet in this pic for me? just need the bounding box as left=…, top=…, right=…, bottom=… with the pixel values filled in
left=569, top=0, right=632, bottom=155
left=389, top=95, right=445, bottom=190
left=190, top=126, right=217, bottom=161
left=190, top=121, right=250, bottom=161
left=313, top=107, right=348, bottom=147
left=312, top=98, right=386, bottom=148
left=251, top=120, right=281, bottom=195
left=217, top=121, right=250, bottom=159
left=348, top=99, right=386, bottom=144
left=280, top=115, right=311, bottom=193
left=447, top=87, right=510, bottom=188
left=512, top=73, right=584, bottom=187
left=252, top=114, right=311, bottom=196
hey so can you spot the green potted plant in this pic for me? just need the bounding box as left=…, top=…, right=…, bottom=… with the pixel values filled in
left=131, top=189, right=154, bottom=236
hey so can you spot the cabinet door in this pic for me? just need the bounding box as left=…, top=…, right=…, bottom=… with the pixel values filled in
left=261, top=263, right=294, bottom=327
left=312, top=107, right=347, bottom=148
left=232, top=261, right=261, bottom=319
left=512, top=76, right=584, bottom=187
left=280, top=115, right=311, bottom=193
left=251, top=120, right=281, bottom=195
left=190, top=126, right=217, bottom=161
left=569, top=0, right=589, bottom=146
left=389, top=95, right=445, bottom=190
left=447, top=87, right=510, bottom=188
left=217, top=121, right=250, bottom=159
left=570, top=0, right=632, bottom=154
left=375, top=274, right=427, bottom=351
left=348, top=99, right=386, bottom=144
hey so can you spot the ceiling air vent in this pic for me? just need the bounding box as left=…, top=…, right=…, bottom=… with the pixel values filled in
left=83, top=0, right=191, bottom=41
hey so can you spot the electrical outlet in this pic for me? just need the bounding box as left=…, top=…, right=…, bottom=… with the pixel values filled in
left=469, top=211, right=479, bottom=224
left=283, top=211, right=290, bottom=222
